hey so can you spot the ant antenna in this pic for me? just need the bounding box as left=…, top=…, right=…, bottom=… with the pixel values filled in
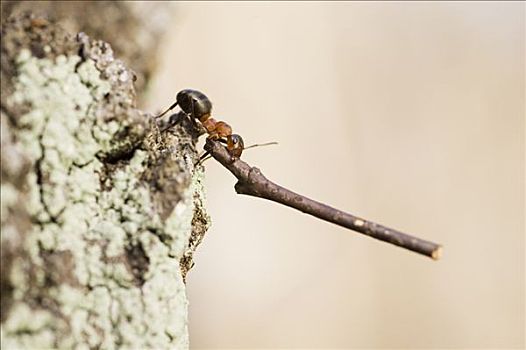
left=155, top=101, right=178, bottom=119
left=244, top=141, right=278, bottom=150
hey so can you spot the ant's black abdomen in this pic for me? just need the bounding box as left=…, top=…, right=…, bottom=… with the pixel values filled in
left=177, top=89, right=212, bottom=121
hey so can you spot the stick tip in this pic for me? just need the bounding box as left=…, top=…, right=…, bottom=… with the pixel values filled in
left=431, top=246, right=443, bottom=260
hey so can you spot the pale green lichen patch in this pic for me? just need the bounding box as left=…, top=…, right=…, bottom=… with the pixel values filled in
left=76, top=58, right=111, bottom=99
left=0, top=183, right=18, bottom=222
left=164, top=189, right=195, bottom=257
left=2, top=47, right=198, bottom=349
left=1, top=303, right=57, bottom=349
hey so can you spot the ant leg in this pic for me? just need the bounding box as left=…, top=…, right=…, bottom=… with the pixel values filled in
left=155, top=101, right=178, bottom=119
left=196, top=137, right=228, bottom=165
left=200, top=155, right=213, bottom=164
left=160, top=111, right=185, bottom=132
left=196, top=151, right=211, bottom=166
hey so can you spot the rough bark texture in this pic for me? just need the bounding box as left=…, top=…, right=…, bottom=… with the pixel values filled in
left=1, top=13, right=209, bottom=349
left=1, top=1, right=175, bottom=99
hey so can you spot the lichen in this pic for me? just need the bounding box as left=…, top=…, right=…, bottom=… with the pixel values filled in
left=1, top=44, right=201, bottom=348
left=0, top=184, right=18, bottom=222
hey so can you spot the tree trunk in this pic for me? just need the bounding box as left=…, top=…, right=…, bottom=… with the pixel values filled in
left=1, top=1, right=175, bottom=99
left=1, top=13, right=209, bottom=349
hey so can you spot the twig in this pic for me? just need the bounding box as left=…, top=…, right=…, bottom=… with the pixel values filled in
left=204, top=139, right=442, bottom=260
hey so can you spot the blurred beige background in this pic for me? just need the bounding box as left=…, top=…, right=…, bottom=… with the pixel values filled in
left=145, top=2, right=524, bottom=349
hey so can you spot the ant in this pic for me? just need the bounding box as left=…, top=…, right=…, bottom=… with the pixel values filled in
left=156, top=89, right=244, bottom=159
left=156, top=89, right=276, bottom=162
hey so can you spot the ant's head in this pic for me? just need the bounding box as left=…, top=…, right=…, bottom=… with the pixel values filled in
left=227, top=134, right=244, bottom=158
left=177, top=89, right=212, bottom=121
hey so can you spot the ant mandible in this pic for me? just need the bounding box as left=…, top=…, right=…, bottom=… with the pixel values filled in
left=156, top=89, right=245, bottom=159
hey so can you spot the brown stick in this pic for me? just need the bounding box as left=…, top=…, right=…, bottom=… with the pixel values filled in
left=204, top=139, right=442, bottom=260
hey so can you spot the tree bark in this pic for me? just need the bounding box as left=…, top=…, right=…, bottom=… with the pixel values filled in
left=1, top=13, right=208, bottom=349
left=1, top=1, right=175, bottom=99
